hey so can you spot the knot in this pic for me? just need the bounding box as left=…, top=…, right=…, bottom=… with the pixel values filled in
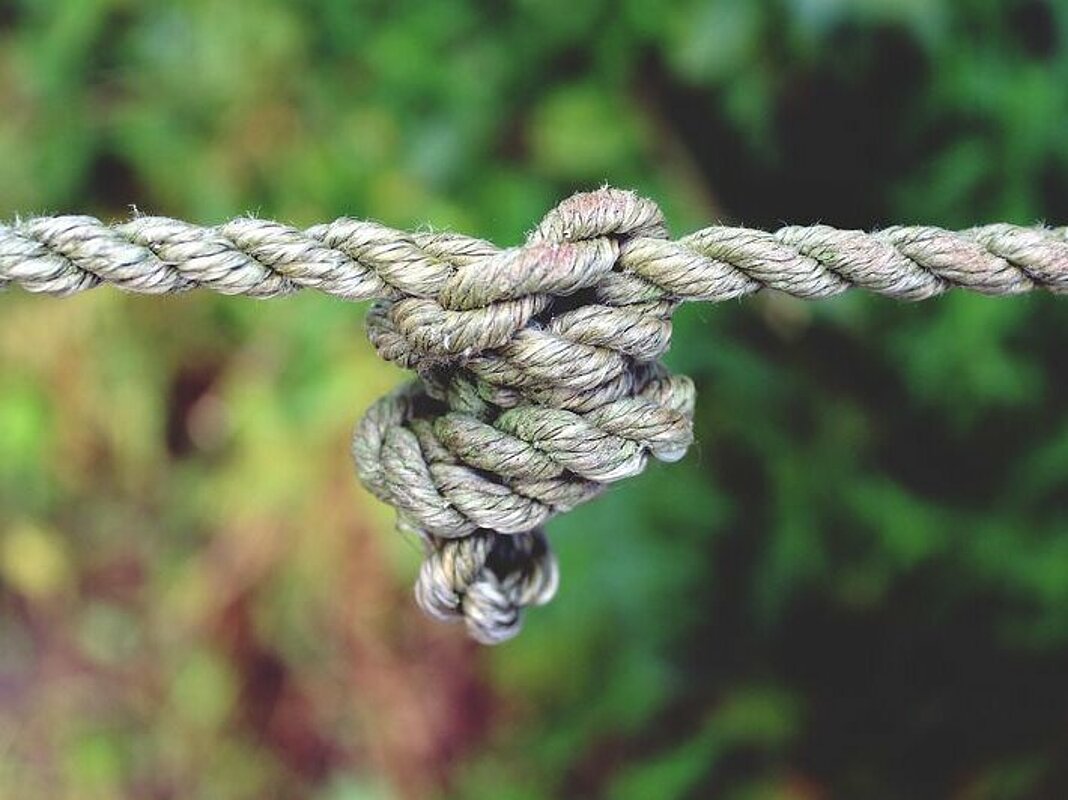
left=352, top=188, right=696, bottom=642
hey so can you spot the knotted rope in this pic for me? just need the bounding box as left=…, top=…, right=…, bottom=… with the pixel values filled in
left=3, top=187, right=1068, bottom=642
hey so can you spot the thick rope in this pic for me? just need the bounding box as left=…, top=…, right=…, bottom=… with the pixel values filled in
left=4, top=188, right=1068, bottom=643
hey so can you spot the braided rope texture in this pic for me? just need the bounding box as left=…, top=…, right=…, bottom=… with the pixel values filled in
left=4, top=189, right=1068, bottom=642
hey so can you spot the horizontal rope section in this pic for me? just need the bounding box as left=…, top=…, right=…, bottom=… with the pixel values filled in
left=3, top=207, right=1068, bottom=302
left=5, top=188, right=1068, bottom=643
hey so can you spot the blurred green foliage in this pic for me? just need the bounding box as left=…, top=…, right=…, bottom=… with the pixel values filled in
left=2, top=0, right=1068, bottom=798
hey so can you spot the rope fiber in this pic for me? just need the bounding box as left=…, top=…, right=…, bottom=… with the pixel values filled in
left=4, top=187, right=1068, bottom=642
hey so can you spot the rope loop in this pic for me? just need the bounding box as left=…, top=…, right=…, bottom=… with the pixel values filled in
left=353, top=188, right=695, bottom=642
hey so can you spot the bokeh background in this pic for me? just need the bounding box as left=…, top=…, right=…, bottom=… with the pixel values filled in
left=2, top=1, right=1068, bottom=798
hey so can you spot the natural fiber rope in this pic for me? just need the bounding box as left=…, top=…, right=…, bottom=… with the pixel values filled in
left=4, top=187, right=1068, bottom=642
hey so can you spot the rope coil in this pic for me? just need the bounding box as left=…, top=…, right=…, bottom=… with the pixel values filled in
left=4, top=187, right=1068, bottom=642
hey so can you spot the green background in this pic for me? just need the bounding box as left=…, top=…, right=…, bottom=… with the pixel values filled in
left=2, top=1, right=1068, bottom=798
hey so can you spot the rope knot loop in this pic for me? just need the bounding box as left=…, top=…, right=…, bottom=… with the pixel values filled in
left=353, top=188, right=695, bottom=643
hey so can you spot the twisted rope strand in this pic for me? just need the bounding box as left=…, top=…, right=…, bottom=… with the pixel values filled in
left=5, top=188, right=1067, bottom=643
left=3, top=211, right=1067, bottom=301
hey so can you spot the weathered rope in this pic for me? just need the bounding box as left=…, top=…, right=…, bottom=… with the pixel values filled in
left=4, top=188, right=1068, bottom=642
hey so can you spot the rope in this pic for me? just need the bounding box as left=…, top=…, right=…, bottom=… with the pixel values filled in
left=4, top=188, right=1068, bottom=643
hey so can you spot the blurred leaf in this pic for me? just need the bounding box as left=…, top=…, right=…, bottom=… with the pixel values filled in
left=168, top=649, right=237, bottom=731
left=529, top=83, right=642, bottom=181
left=1, top=520, right=72, bottom=599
